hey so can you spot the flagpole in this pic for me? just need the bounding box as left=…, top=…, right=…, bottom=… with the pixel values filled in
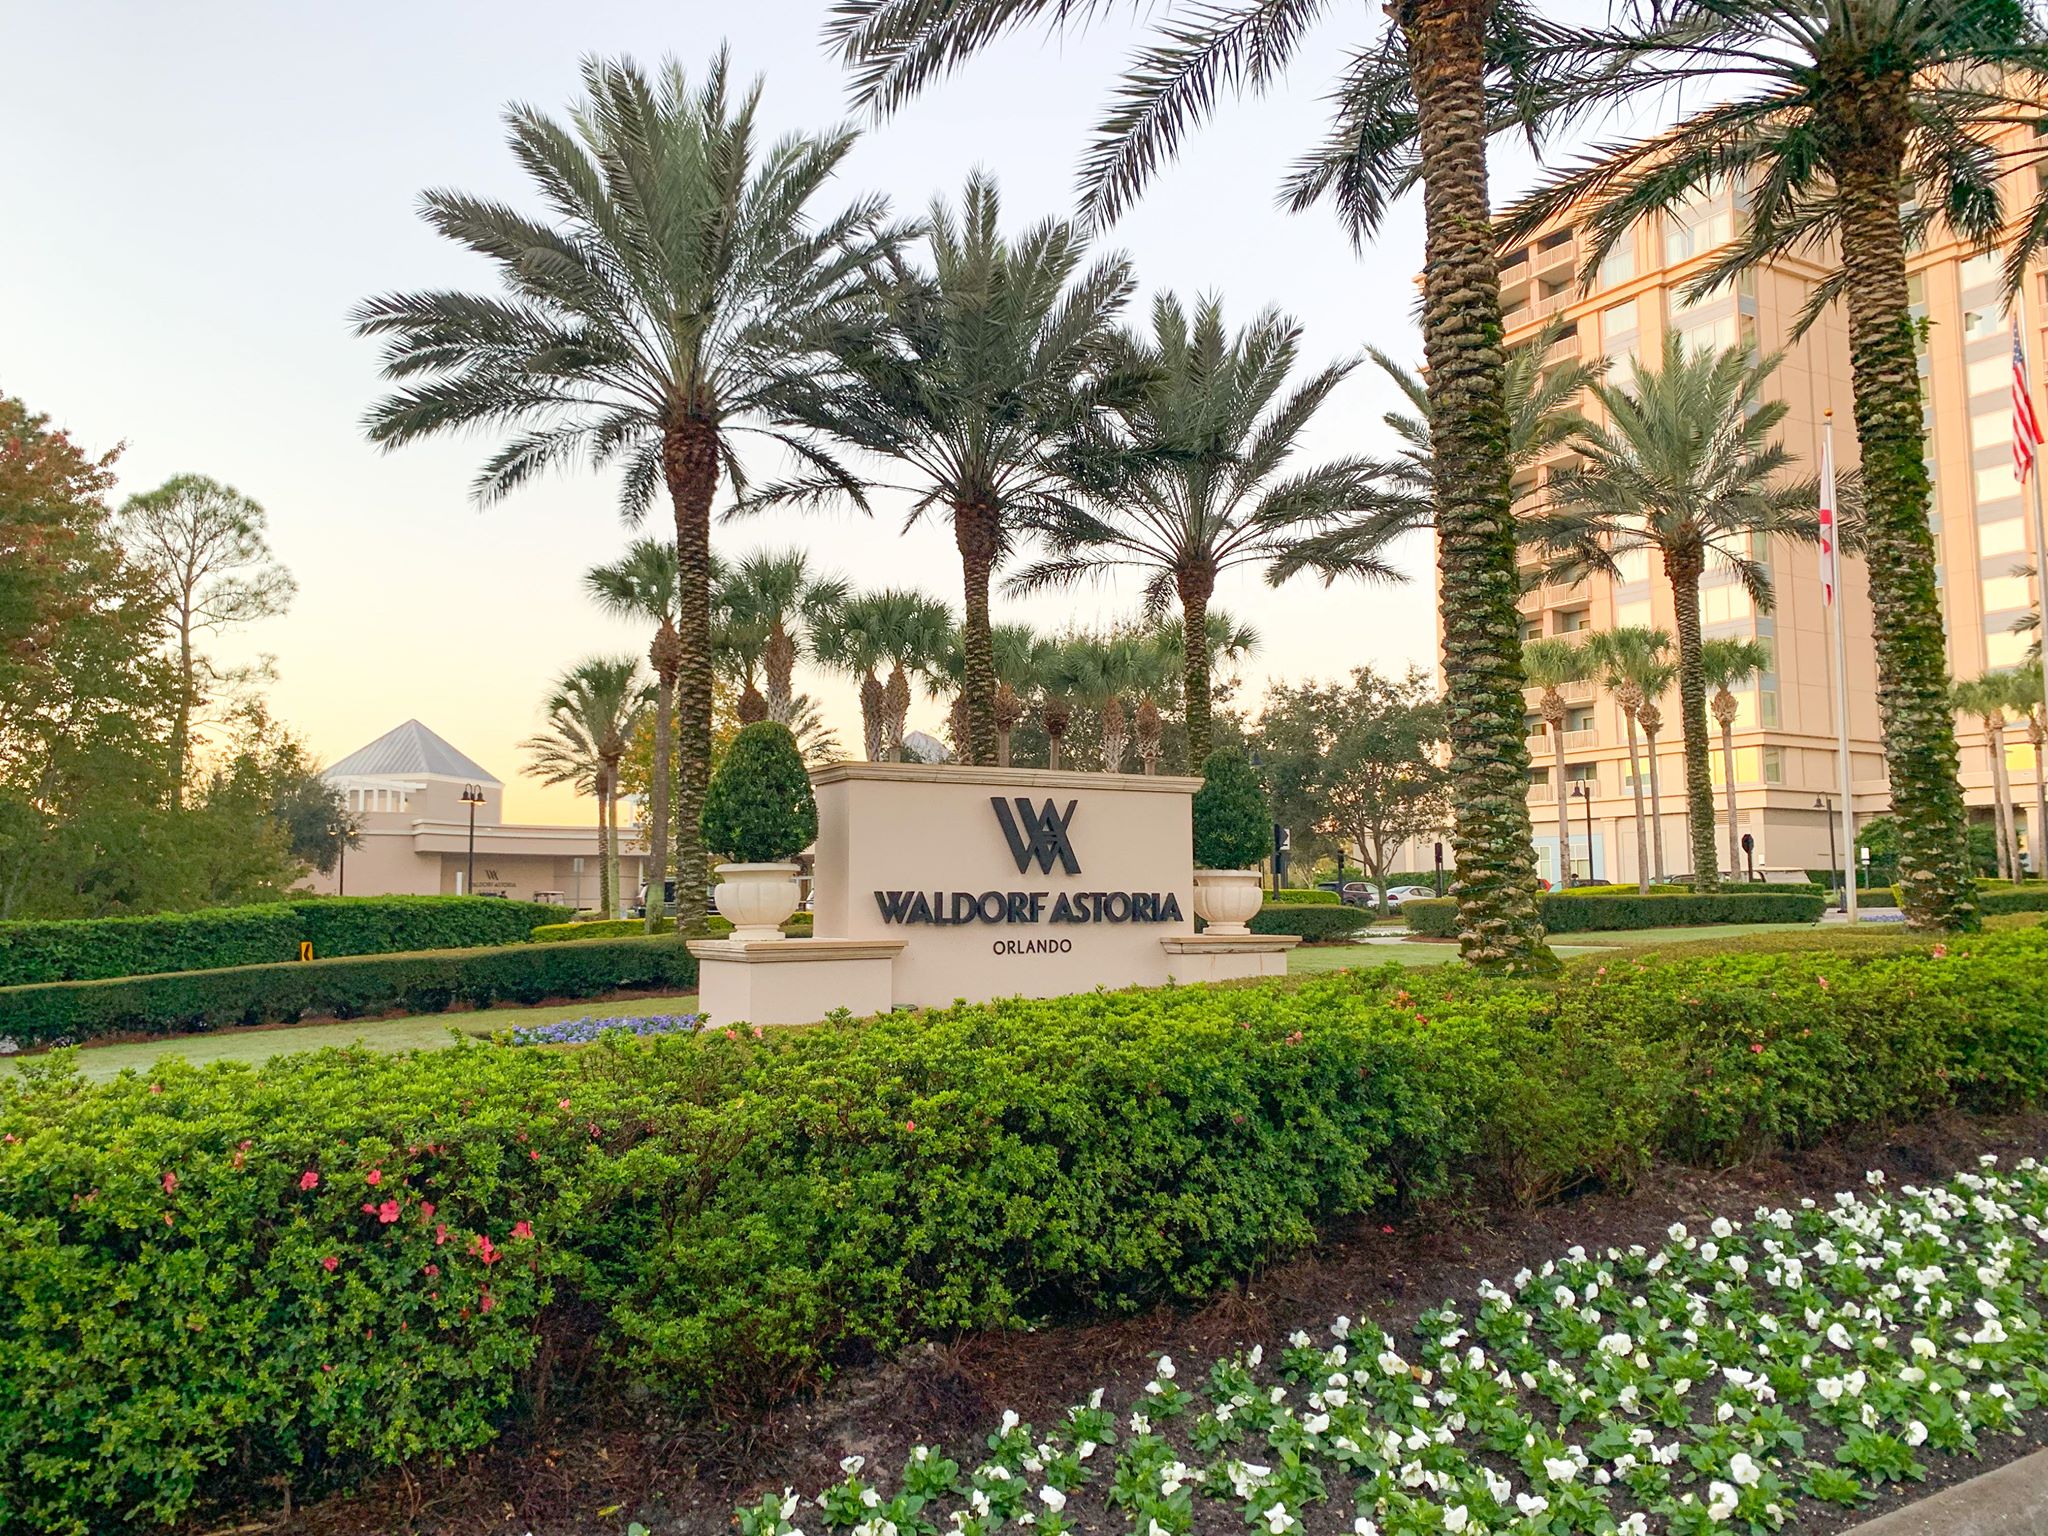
left=1825, top=411, right=1859, bottom=922
left=2020, top=292, right=2048, bottom=879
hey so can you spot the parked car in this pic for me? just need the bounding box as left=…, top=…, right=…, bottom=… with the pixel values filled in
left=1382, top=884, right=1438, bottom=910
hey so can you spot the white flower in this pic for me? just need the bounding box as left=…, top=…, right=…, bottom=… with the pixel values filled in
left=1911, top=1336, right=1937, bottom=1359
left=1905, top=1420, right=1928, bottom=1448
left=1707, top=1481, right=1740, bottom=1520
left=1038, top=1487, right=1066, bottom=1513
left=1443, top=1507, right=1469, bottom=1533
left=1353, top=1522, right=1379, bottom=1536
left=1827, top=1323, right=1852, bottom=1349
left=1289, top=1330, right=1311, bottom=1348
left=1332, top=1315, right=1352, bottom=1340
left=840, top=1456, right=866, bottom=1476
left=861, top=1488, right=881, bottom=1509
left=1730, top=1452, right=1761, bottom=1487
left=1618, top=1516, right=1649, bottom=1536
left=1262, top=1503, right=1290, bottom=1534
left=1155, top=1355, right=1175, bottom=1380
left=781, top=1490, right=801, bottom=1520
left=1543, top=1457, right=1577, bottom=1483
left=1598, top=1332, right=1634, bottom=1356
left=1516, top=1493, right=1549, bottom=1518
left=1001, top=1411, right=1020, bottom=1435
left=1711, top=1217, right=1734, bottom=1239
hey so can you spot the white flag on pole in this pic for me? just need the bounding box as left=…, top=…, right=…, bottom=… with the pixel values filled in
left=1818, top=419, right=1838, bottom=606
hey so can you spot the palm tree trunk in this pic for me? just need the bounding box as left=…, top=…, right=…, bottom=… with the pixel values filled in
left=1835, top=138, right=1976, bottom=929
left=595, top=768, right=614, bottom=918
left=954, top=503, right=1000, bottom=765
left=608, top=768, right=624, bottom=918
left=1989, top=720, right=2019, bottom=881
left=1176, top=566, right=1216, bottom=768
left=766, top=620, right=796, bottom=722
left=663, top=416, right=717, bottom=935
left=860, top=673, right=885, bottom=762
left=1624, top=712, right=1650, bottom=894
left=1644, top=726, right=1667, bottom=882
left=2032, top=725, right=2047, bottom=881
left=1717, top=706, right=1740, bottom=879
left=1551, top=729, right=1571, bottom=885
left=883, top=665, right=911, bottom=761
left=1670, top=566, right=1720, bottom=890
left=1401, top=0, right=1549, bottom=971
left=645, top=663, right=674, bottom=931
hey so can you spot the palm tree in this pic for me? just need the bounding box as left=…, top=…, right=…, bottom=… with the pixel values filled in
left=2013, top=663, right=2047, bottom=880
left=826, top=0, right=1561, bottom=972
left=585, top=538, right=682, bottom=929
left=354, top=52, right=894, bottom=935
left=1632, top=655, right=1680, bottom=883
left=1008, top=294, right=1386, bottom=766
left=715, top=550, right=850, bottom=723
left=1274, top=317, right=1606, bottom=582
left=1954, top=675, right=2023, bottom=883
left=1506, top=6, right=2048, bottom=928
left=1699, top=636, right=1775, bottom=879
left=1041, top=633, right=1175, bottom=772
left=1522, top=636, right=1591, bottom=886
left=1586, top=627, right=1672, bottom=894
left=521, top=656, right=649, bottom=918
left=1522, top=338, right=1824, bottom=891
left=764, top=172, right=1133, bottom=765
left=813, top=589, right=952, bottom=762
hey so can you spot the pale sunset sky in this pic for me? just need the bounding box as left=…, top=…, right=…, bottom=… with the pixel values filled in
left=3, top=0, right=1634, bottom=821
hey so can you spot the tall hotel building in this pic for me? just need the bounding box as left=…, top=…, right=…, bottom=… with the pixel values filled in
left=1498, top=175, right=2042, bottom=882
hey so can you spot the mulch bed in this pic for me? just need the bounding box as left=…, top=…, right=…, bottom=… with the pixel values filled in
left=249, top=1111, right=2048, bottom=1536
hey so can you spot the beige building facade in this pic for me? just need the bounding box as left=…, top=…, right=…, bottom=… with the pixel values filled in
left=1490, top=173, right=2044, bottom=884
left=298, top=720, right=647, bottom=912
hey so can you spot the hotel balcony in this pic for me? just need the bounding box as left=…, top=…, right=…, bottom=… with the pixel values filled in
left=1533, top=235, right=1576, bottom=278
left=1560, top=679, right=1595, bottom=705
left=1528, top=781, right=1558, bottom=803
left=1561, top=728, right=1599, bottom=751
left=1541, top=332, right=1582, bottom=367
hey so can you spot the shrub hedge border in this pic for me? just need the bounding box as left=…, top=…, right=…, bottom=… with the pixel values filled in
left=1403, top=888, right=1827, bottom=936
left=1248, top=904, right=1374, bottom=941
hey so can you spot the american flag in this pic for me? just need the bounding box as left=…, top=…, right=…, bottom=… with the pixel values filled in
left=2016, top=319, right=2045, bottom=484
left=1818, top=419, right=1837, bottom=606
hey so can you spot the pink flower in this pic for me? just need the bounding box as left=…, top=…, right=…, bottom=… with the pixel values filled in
left=321, top=1255, right=339, bottom=1272
left=905, top=1120, right=916, bottom=1133
left=423, top=1263, right=440, bottom=1278
left=1750, top=1042, right=1765, bottom=1054
left=365, top=1169, right=382, bottom=1186
left=148, top=1083, right=163, bottom=1095
left=1933, top=943, right=1949, bottom=958
left=419, top=1200, right=435, bottom=1220
left=1816, top=975, right=1830, bottom=990
left=511, top=1220, right=533, bottom=1241
left=161, top=1171, right=177, bottom=1194
left=360, top=1202, right=376, bottom=1215
left=474, top=1235, right=501, bottom=1265
left=434, top=1223, right=449, bottom=1246
left=480, top=1289, right=496, bottom=1315
left=558, top=1099, right=571, bottom=1111
left=377, top=1200, right=401, bottom=1224
left=299, top=1170, right=320, bottom=1191
left=163, top=1211, right=175, bottom=1226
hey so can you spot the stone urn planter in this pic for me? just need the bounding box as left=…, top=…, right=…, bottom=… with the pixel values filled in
left=713, top=862, right=803, bottom=941
left=1192, top=868, right=1264, bottom=936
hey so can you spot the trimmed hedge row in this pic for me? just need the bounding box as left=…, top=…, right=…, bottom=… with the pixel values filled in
left=1266, top=888, right=1340, bottom=905
left=529, top=912, right=816, bottom=943
left=0, top=897, right=572, bottom=986
left=1248, top=904, right=1374, bottom=941
left=1, top=927, right=2043, bottom=1531
left=0, top=937, right=698, bottom=1046
left=1404, top=888, right=1827, bottom=936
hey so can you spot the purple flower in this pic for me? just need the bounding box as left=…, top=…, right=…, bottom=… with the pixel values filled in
left=508, top=1013, right=704, bottom=1047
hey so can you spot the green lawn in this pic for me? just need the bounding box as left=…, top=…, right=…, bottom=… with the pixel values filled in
left=4, top=920, right=1825, bottom=1083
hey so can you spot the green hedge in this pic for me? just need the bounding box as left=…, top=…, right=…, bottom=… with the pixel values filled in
left=0, top=897, right=573, bottom=986
left=529, top=912, right=816, bottom=943
left=0, top=937, right=698, bottom=1046
left=2, top=927, right=2043, bottom=1531
left=1266, top=888, right=1340, bottom=905
left=1403, top=888, right=1827, bottom=937
left=1249, top=904, right=1373, bottom=942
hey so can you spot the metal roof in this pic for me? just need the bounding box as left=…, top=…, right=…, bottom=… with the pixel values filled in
left=325, top=720, right=502, bottom=785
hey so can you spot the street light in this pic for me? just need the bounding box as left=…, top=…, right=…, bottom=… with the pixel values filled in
left=1815, top=795, right=1841, bottom=910
left=461, top=783, right=486, bottom=895
left=1570, top=782, right=1596, bottom=883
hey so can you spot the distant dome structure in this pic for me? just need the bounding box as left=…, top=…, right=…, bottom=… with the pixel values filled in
left=901, top=730, right=952, bottom=765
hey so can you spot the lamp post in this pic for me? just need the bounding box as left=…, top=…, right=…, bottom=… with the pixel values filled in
left=1570, top=783, right=1596, bottom=883
left=461, top=783, right=485, bottom=895
left=1815, top=795, right=1840, bottom=911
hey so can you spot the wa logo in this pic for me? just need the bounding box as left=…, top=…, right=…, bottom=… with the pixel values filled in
left=991, top=796, right=1080, bottom=876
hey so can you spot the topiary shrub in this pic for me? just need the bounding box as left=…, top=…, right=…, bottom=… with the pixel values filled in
left=700, top=722, right=817, bottom=864
left=1191, top=750, right=1269, bottom=870
left=1249, top=904, right=1373, bottom=942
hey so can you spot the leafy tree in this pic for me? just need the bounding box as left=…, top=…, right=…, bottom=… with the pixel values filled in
left=1585, top=627, right=1674, bottom=893
left=812, top=589, right=952, bottom=761
left=355, top=52, right=893, bottom=933
left=1523, top=338, right=1824, bottom=891
left=828, top=0, right=1565, bottom=971
left=1508, top=1, right=2048, bottom=928
left=521, top=656, right=649, bottom=917
left=1699, top=636, right=1775, bottom=879
left=1522, top=636, right=1592, bottom=885
left=587, top=538, right=682, bottom=928
left=1008, top=294, right=1384, bottom=766
left=1259, top=668, right=1449, bottom=911
left=764, top=172, right=1132, bottom=766
left=701, top=721, right=817, bottom=863
left=1192, top=749, right=1269, bottom=871
left=116, top=474, right=295, bottom=808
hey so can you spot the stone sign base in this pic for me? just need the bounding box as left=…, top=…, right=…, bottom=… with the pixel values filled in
left=686, top=937, right=905, bottom=1028
left=1159, top=933, right=1299, bottom=985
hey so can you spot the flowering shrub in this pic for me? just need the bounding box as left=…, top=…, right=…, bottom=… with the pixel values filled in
left=734, top=1159, right=2048, bottom=1536
left=0, top=926, right=2042, bottom=1531
left=508, top=1012, right=702, bottom=1046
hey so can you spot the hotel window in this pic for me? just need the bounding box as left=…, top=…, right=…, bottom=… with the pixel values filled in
left=1566, top=706, right=1596, bottom=732
left=1987, top=627, right=2031, bottom=668
left=1975, top=462, right=2023, bottom=505
left=1525, top=713, right=1546, bottom=737
left=1599, top=235, right=1635, bottom=289
left=1761, top=746, right=1785, bottom=785
left=1613, top=543, right=1651, bottom=585
left=1556, top=608, right=1592, bottom=633
left=1967, top=353, right=2011, bottom=398
left=1700, top=583, right=1755, bottom=624
left=1520, top=617, right=1543, bottom=643
left=1663, top=182, right=1734, bottom=264
left=1983, top=573, right=2033, bottom=613
left=1980, top=518, right=2029, bottom=558
left=1528, top=767, right=1551, bottom=791
left=1758, top=675, right=1781, bottom=728
left=1601, top=299, right=1639, bottom=359
left=1566, top=763, right=1599, bottom=787
left=1961, top=251, right=2002, bottom=290
left=1965, top=307, right=2002, bottom=340
left=1616, top=597, right=1655, bottom=630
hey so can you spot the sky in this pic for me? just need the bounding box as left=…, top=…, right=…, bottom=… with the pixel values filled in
left=2, top=0, right=1626, bottom=822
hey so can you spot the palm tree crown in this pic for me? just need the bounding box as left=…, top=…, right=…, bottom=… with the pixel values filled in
left=1523, top=337, right=1823, bottom=890
left=1007, top=292, right=1385, bottom=768
left=585, top=538, right=683, bottom=926
left=354, top=51, right=895, bottom=933
left=521, top=654, right=649, bottom=918
left=1699, top=635, right=1775, bottom=878
left=716, top=549, right=850, bottom=722
left=1585, top=626, right=1674, bottom=893
left=1522, top=635, right=1592, bottom=885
